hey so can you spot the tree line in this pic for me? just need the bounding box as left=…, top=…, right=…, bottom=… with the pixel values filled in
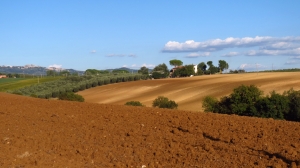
left=137, top=59, right=230, bottom=79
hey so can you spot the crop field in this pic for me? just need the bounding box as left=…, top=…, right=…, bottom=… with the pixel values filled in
left=0, top=77, right=62, bottom=92
left=78, top=72, right=300, bottom=112
left=0, top=92, right=300, bottom=167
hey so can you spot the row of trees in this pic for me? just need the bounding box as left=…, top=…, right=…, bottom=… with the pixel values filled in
left=138, top=59, right=230, bottom=79
left=11, top=74, right=149, bottom=99
left=203, top=85, right=300, bottom=122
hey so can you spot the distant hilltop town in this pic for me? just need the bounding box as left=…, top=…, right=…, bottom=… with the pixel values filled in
left=0, top=64, right=83, bottom=75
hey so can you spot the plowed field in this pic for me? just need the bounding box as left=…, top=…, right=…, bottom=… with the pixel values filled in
left=1, top=92, right=300, bottom=167
left=78, top=72, right=300, bottom=112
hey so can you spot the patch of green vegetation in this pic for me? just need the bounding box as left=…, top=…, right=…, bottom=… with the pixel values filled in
left=0, top=77, right=62, bottom=92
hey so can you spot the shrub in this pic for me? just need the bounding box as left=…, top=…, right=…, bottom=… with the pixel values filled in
left=152, top=96, right=178, bottom=109
left=202, top=96, right=219, bottom=112
left=285, top=89, right=300, bottom=121
left=125, top=101, right=144, bottom=107
left=58, top=92, right=85, bottom=102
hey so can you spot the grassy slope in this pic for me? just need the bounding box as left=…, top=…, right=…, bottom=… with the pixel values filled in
left=0, top=77, right=62, bottom=92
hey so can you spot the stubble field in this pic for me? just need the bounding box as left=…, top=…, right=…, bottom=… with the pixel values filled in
left=79, top=72, right=300, bottom=112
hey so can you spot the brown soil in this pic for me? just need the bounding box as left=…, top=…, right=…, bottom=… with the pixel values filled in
left=78, top=72, right=300, bottom=112
left=1, top=92, right=300, bottom=167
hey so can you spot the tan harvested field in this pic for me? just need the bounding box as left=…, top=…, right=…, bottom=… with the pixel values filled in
left=78, top=72, right=300, bottom=112
left=1, top=92, right=300, bottom=167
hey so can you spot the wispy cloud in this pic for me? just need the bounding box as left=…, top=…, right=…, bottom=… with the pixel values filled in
left=107, top=54, right=126, bottom=57
left=239, top=63, right=267, bottom=71
left=90, top=50, right=96, bottom=53
left=128, top=54, right=137, bottom=58
left=185, top=52, right=210, bottom=58
left=162, top=36, right=300, bottom=57
left=223, top=52, right=239, bottom=57
left=141, top=63, right=155, bottom=68
left=285, top=60, right=300, bottom=65
left=107, top=53, right=137, bottom=58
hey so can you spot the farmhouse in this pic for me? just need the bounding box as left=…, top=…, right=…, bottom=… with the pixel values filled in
left=0, top=75, right=7, bottom=78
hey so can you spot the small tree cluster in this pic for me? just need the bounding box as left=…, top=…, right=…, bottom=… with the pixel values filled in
left=125, top=101, right=145, bottom=107
left=58, top=92, right=85, bottom=102
left=203, top=85, right=300, bottom=122
left=152, top=96, right=178, bottom=109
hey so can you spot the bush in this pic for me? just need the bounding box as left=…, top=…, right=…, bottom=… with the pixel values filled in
left=152, top=96, right=178, bottom=109
left=58, top=92, right=85, bottom=102
left=125, top=101, right=144, bottom=107
left=202, top=96, right=219, bottom=112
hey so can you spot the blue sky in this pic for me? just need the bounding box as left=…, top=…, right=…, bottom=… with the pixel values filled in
left=1, top=1, right=300, bottom=71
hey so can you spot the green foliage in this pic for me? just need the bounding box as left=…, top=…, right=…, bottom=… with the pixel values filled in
left=0, top=77, right=61, bottom=92
left=198, top=62, right=207, bottom=71
left=138, top=66, right=149, bottom=75
left=112, top=69, right=129, bottom=73
left=285, top=89, right=300, bottom=121
left=255, top=92, right=289, bottom=119
left=172, top=65, right=195, bottom=77
left=218, top=60, right=229, bottom=73
left=229, top=85, right=262, bottom=116
left=58, top=92, right=84, bottom=102
left=169, top=59, right=183, bottom=67
left=202, top=85, right=300, bottom=122
left=152, top=96, right=178, bottom=109
left=152, top=63, right=169, bottom=79
left=85, top=69, right=110, bottom=75
left=10, top=73, right=147, bottom=100
left=202, top=96, right=219, bottom=112
left=125, top=101, right=145, bottom=106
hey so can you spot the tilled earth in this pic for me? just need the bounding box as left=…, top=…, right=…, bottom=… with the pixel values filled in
left=0, top=93, right=300, bottom=167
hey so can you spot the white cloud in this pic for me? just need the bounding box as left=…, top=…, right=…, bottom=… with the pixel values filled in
left=290, top=56, right=300, bottom=59
left=122, top=65, right=128, bottom=67
left=141, top=63, right=156, bottom=68
left=162, top=36, right=300, bottom=54
left=48, top=64, right=62, bottom=69
left=223, top=52, right=239, bottom=57
left=107, top=53, right=137, bottom=57
left=185, top=52, right=210, bottom=58
left=128, top=54, right=137, bottom=58
left=90, top=50, right=96, bottom=53
left=239, top=63, right=267, bottom=71
left=285, top=60, right=300, bottom=65
left=245, top=47, right=300, bottom=56
left=107, top=54, right=126, bottom=57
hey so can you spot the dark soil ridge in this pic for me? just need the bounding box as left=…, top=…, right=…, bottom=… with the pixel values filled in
left=0, top=93, right=300, bottom=167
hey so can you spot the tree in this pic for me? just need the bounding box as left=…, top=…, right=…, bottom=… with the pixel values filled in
left=46, top=70, right=57, bottom=76
left=152, top=96, right=178, bottom=109
left=228, top=85, right=263, bottom=116
left=138, top=66, right=149, bottom=75
left=285, top=89, right=300, bottom=121
left=152, top=63, right=169, bottom=79
left=218, top=60, right=229, bottom=73
left=125, top=101, right=145, bottom=107
left=198, top=62, right=207, bottom=71
left=206, top=61, right=219, bottom=74
left=60, top=70, right=70, bottom=76
left=173, top=65, right=195, bottom=77
left=169, top=59, right=183, bottom=67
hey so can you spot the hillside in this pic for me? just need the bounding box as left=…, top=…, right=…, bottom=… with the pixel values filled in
left=0, top=92, right=300, bottom=167
left=78, top=72, right=300, bottom=112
